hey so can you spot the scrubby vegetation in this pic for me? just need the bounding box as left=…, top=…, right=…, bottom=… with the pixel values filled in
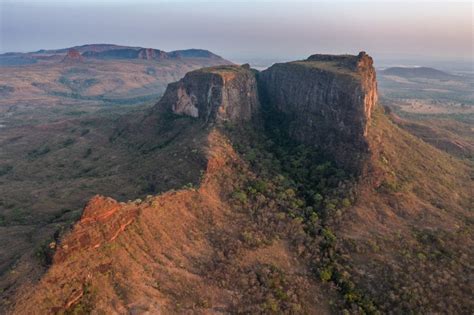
left=220, top=104, right=473, bottom=313
left=222, top=115, right=380, bottom=313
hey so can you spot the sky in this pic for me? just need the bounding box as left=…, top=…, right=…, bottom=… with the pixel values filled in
left=0, top=0, right=472, bottom=66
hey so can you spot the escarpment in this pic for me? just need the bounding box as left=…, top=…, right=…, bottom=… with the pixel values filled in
left=156, top=53, right=377, bottom=172
left=155, top=64, right=260, bottom=123
left=259, top=52, right=378, bottom=172
left=12, top=130, right=332, bottom=314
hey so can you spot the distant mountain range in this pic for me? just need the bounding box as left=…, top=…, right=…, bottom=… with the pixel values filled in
left=0, top=44, right=227, bottom=66
left=380, top=66, right=457, bottom=80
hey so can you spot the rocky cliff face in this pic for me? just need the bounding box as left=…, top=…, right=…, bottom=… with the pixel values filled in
left=259, top=52, right=378, bottom=172
left=155, top=52, right=377, bottom=171
left=156, top=64, right=260, bottom=123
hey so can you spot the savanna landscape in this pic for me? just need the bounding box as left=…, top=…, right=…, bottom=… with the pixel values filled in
left=0, top=0, right=472, bottom=314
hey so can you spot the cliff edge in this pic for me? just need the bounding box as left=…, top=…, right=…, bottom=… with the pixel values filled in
left=155, top=64, right=260, bottom=124
left=259, top=52, right=378, bottom=172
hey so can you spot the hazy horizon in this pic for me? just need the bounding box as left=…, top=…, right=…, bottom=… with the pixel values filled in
left=1, top=0, right=472, bottom=69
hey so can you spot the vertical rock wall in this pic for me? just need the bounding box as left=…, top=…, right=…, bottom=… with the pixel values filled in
left=258, top=52, right=378, bottom=172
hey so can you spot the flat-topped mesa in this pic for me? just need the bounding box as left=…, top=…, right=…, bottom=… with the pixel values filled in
left=156, top=64, right=260, bottom=123
left=259, top=51, right=378, bottom=172
left=303, top=51, right=377, bottom=130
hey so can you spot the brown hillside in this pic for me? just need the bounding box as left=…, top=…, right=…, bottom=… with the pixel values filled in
left=333, top=108, right=473, bottom=313
left=11, top=130, right=333, bottom=314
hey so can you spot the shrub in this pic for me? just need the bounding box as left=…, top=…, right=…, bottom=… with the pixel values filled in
left=232, top=191, right=248, bottom=204
left=319, top=267, right=333, bottom=282
left=253, top=180, right=268, bottom=193
left=0, top=165, right=13, bottom=176
left=28, top=146, right=50, bottom=158
left=322, top=228, right=337, bottom=244
left=341, top=198, right=352, bottom=207
left=83, top=148, right=92, bottom=158
left=63, top=138, right=75, bottom=147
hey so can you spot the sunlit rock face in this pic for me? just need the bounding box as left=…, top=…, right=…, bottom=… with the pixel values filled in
left=156, top=64, right=260, bottom=124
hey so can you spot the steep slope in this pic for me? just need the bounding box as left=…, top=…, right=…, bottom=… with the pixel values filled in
left=11, top=130, right=332, bottom=314
left=0, top=48, right=233, bottom=309
left=0, top=108, right=213, bottom=311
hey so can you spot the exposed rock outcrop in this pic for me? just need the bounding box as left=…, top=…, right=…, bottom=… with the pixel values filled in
left=156, top=64, right=260, bottom=123
left=258, top=51, right=378, bottom=172
left=61, top=49, right=84, bottom=63
left=54, top=196, right=140, bottom=263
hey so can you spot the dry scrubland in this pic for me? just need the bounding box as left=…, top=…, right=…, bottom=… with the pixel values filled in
left=0, top=53, right=473, bottom=313
left=378, top=67, right=474, bottom=159
left=0, top=53, right=231, bottom=306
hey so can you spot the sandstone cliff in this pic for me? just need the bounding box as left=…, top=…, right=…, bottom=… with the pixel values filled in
left=259, top=52, right=378, bottom=172
left=156, top=64, right=260, bottom=123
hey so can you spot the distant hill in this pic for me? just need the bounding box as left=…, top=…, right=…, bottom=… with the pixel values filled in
left=0, top=44, right=233, bottom=111
left=34, top=44, right=140, bottom=54
left=0, top=44, right=228, bottom=66
left=380, top=66, right=457, bottom=80
left=82, top=47, right=223, bottom=61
